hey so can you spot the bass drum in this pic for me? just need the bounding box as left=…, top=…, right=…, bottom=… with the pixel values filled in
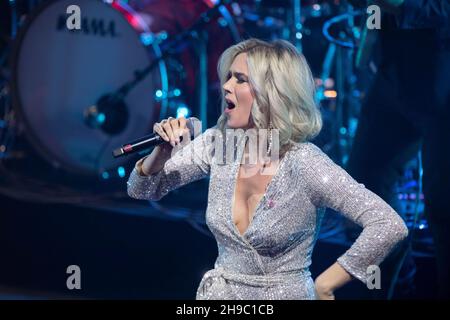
left=11, top=0, right=167, bottom=176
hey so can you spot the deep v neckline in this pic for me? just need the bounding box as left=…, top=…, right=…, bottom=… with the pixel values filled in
left=230, top=141, right=287, bottom=239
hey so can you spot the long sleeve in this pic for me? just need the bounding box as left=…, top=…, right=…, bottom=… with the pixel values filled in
left=127, top=128, right=214, bottom=201
left=398, top=0, right=450, bottom=29
left=301, top=143, right=409, bottom=283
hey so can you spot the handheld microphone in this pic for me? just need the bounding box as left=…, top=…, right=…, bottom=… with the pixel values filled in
left=112, top=117, right=201, bottom=158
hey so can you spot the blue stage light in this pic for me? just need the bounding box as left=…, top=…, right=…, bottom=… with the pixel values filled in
left=97, top=113, right=106, bottom=124
left=176, top=105, right=190, bottom=119
left=117, top=166, right=126, bottom=178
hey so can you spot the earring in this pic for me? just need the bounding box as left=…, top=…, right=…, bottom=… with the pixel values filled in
left=262, top=121, right=273, bottom=172
left=267, top=121, right=273, bottom=157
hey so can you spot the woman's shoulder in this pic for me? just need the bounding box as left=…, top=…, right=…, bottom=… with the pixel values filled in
left=287, top=141, right=337, bottom=171
left=288, top=141, right=326, bottom=159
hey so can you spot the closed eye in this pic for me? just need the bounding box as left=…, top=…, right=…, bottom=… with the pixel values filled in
left=237, top=76, right=247, bottom=84
left=226, top=71, right=248, bottom=83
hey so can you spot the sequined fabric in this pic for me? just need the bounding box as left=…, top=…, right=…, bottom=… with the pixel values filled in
left=127, top=128, right=409, bottom=300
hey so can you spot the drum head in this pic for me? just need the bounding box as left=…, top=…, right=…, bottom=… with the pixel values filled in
left=12, top=0, right=162, bottom=175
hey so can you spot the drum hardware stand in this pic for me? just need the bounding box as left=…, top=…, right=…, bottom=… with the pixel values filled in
left=190, top=29, right=209, bottom=132
left=9, top=0, right=18, bottom=39
left=292, top=0, right=302, bottom=52
left=0, top=0, right=17, bottom=161
left=320, top=9, right=363, bottom=164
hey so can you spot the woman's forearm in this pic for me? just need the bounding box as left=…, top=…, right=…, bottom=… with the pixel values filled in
left=137, top=145, right=172, bottom=176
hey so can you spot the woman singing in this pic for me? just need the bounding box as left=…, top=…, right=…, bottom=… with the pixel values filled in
left=127, top=38, right=408, bottom=300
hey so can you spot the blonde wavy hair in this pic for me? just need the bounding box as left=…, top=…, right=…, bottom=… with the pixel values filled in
left=216, top=38, right=322, bottom=154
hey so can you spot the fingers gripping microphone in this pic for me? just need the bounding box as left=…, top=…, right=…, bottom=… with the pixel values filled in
left=112, top=117, right=201, bottom=158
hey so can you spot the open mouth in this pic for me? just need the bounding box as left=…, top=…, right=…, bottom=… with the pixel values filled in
left=225, top=99, right=236, bottom=110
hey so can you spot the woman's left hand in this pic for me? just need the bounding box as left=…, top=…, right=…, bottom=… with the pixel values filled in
left=314, top=262, right=353, bottom=300
left=314, top=280, right=335, bottom=300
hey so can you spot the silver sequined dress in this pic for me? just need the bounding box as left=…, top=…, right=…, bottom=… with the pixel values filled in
left=127, top=128, right=408, bottom=300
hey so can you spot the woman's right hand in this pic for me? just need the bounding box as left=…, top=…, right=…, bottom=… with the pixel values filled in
left=139, top=116, right=190, bottom=176
left=153, top=116, right=191, bottom=149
